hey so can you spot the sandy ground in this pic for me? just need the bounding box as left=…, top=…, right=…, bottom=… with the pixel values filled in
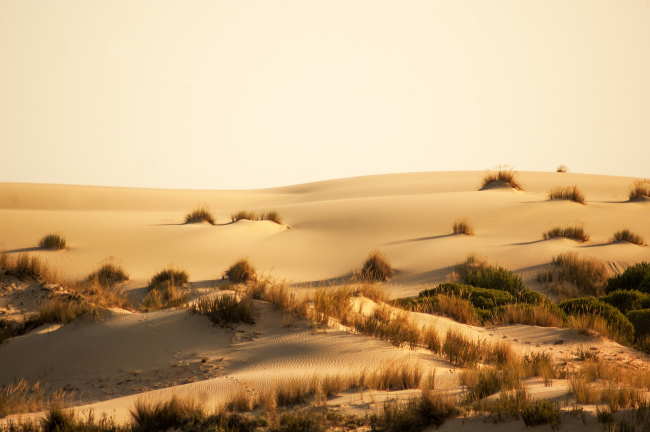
left=1, top=170, right=649, bottom=426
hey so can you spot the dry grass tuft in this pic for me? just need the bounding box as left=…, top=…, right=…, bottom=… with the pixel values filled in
left=314, top=286, right=353, bottom=325
left=360, top=250, right=394, bottom=282
left=0, top=380, right=73, bottom=418
left=548, top=185, right=586, bottom=205
left=543, top=224, right=590, bottom=242
left=190, top=294, right=255, bottom=327
left=184, top=205, right=216, bottom=225
left=436, top=294, right=480, bottom=326
left=230, top=210, right=259, bottom=222
left=149, top=267, right=189, bottom=290
left=488, top=303, right=564, bottom=328
left=542, top=252, right=609, bottom=298
left=38, top=233, right=67, bottom=250
left=353, top=284, right=389, bottom=303
left=131, top=396, right=205, bottom=431
left=144, top=267, right=189, bottom=310
left=0, top=252, right=61, bottom=285
left=556, top=165, right=568, bottom=173
left=261, top=210, right=283, bottom=225
left=452, top=218, right=474, bottom=236
left=225, top=258, right=256, bottom=283
left=86, top=259, right=129, bottom=286
left=629, top=179, right=650, bottom=200
left=479, top=165, right=524, bottom=191
left=610, top=229, right=646, bottom=246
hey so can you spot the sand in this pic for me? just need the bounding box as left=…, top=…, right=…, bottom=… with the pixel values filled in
left=1, top=170, right=649, bottom=426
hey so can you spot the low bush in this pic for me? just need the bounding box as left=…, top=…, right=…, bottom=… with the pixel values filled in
left=556, top=165, right=568, bottom=173
left=86, top=260, right=129, bottom=287
left=629, top=179, right=650, bottom=200
left=559, top=296, right=634, bottom=344
left=543, top=225, right=590, bottom=242
left=452, top=218, right=474, bottom=236
left=462, top=368, right=520, bottom=402
left=225, top=258, right=256, bottom=283
left=130, top=396, right=205, bottom=432
left=190, top=295, right=255, bottom=327
left=2, top=253, right=60, bottom=284
left=626, top=309, right=650, bottom=340
left=463, top=266, right=526, bottom=295
left=360, top=250, right=394, bottom=282
left=442, top=330, right=486, bottom=367
left=148, top=267, right=189, bottom=290
left=369, top=390, right=457, bottom=432
left=611, top=229, right=646, bottom=246
left=184, top=205, right=216, bottom=225
left=38, top=233, right=67, bottom=250
left=520, top=401, right=561, bottom=429
left=601, top=290, right=650, bottom=314
left=479, top=165, right=524, bottom=191
left=489, top=303, right=565, bottom=328
left=606, top=262, right=650, bottom=294
left=548, top=185, right=586, bottom=205
left=420, top=283, right=515, bottom=309
left=544, top=252, right=609, bottom=297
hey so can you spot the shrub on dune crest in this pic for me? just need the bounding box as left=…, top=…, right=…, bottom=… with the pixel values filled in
left=360, top=250, right=394, bottom=282
left=38, top=233, right=67, bottom=250
left=261, top=210, right=283, bottom=225
left=542, top=225, right=589, bottom=242
left=547, top=185, right=586, bottom=205
left=191, top=295, right=255, bottom=327
left=629, top=179, right=650, bottom=200
left=225, top=258, right=256, bottom=283
left=479, top=165, right=523, bottom=191
left=148, top=267, right=189, bottom=289
left=86, top=259, right=129, bottom=286
left=184, top=205, right=216, bottom=225
left=452, top=218, right=474, bottom=236
left=230, top=210, right=258, bottom=222
left=610, top=229, right=646, bottom=246
left=556, top=165, right=568, bottom=173
left=144, top=266, right=189, bottom=310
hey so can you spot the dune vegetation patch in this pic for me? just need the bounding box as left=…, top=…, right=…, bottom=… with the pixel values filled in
left=452, top=217, right=474, bottom=236
left=86, top=259, right=129, bottom=286
left=479, top=165, right=524, bottom=191
left=144, top=266, right=189, bottom=310
left=537, top=252, right=609, bottom=299
left=184, top=205, right=216, bottom=225
left=38, top=233, right=67, bottom=250
left=547, top=185, right=586, bottom=205
left=230, top=210, right=284, bottom=225
left=190, top=294, right=255, bottom=327
left=542, top=224, right=590, bottom=242
left=0, top=252, right=60, bottom=285
left=629, top=179, right=650, bottom=201
left=556, top=165, right=568, bottom=173
left=225, top=258, right=257, bottom=283
left=610, top=229, right=646, bottom=246
left=359, top=250, right=394, bottom=282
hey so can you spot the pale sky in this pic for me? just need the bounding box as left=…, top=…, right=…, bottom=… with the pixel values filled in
left=1, top=0, right=649, bottom=190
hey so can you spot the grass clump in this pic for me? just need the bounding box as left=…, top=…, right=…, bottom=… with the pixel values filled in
left=313, top=287, right=353, bottom=325
left=1, top=252, right=60, bottom=284
left=352, top=307, right=420, bottom=349
left=610, top=229, right=646, bottom=246
left=556, top=165, right=568, bottom=173
left=190, top=295, right=255, bottom=327
left=86, top=259, right=129, bottom=287
left=261, top=211, right=283, bottom=225
left=225, top=258, right=256, bottom=283
left=369, top=390, right=457, bottom=432
left=629, top=179, right=650, bottom=200
left=231, top=210, right=259, bottom=222
left=144, top=267, right=189, bottom=310
left=148, top=267, right=189, bottom=290
left=38, top=233, right=67, bottom=250
left=540, top=252, right=609, bottom=298
left=360, top=250, right=394, bottom=282
left=130, top=396, right=205, bottom=432
left=452, top=218, right=474, bottom=236
left=548, top=185, right=586, bottom=204
left=184, top=205, right=216, bottom=225
left=543, top=225, right=590, bottom=242
left=479, top=165, right=523, bottom=191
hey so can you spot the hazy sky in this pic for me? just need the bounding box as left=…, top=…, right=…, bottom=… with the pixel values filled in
left=1, top=1, right=649, bottom=190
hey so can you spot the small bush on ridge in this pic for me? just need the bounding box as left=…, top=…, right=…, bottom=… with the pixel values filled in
left=191, top=295, right=255, bottom=327
left=452, top=218, right=474, bottom=236
left=225, top=258, right=256, bottom=283
left=360, top=250, right=394, bottom=282
left=548, top=185, right=586, bottom=205
left=611, top=229, right=646, bottom=246
left=479, top=165, right=524, bottom=191
left=38, top=233, right=67, bottom=250
left=629, top=179, right=650, bottom=200
left=184, top=205, right=216, bottom=225
left=543, top=225, right=590, bottom=242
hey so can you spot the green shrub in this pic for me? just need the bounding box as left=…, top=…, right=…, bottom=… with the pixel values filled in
left=559, top=296, right=634, bottom=344
left=360, top=250, right=394, bottom=282
left=521, top=401, right=561, bottom=429
left=38, top=233, right=67, bottom=250
left=626, top=309, right=650, bottom=340
left=190, top=295, right=255, bottom=327
left=601, top=290, right=650, bottom=314
left=419, top=283, right=514, bottom=309
left=606, top=262, right=650, bottom=294
left=225, top=258, right=256, bottom=283
left=549, top=252, right=609, bottom=297
left=463, top=266, right=526, bottom=295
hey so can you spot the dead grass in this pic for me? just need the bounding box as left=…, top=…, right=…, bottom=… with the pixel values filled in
left=148, top=266, right=189, bottom=290
left=353, top=284, right=389, bottom=303
left=360, top=250, right=394, bottom=282
left=543, top=224, right=590, bottom=242
left=131, top=396, right=205, bottom=431
left=230, top=210, right=259, bottom=222
left=436, top=294, right=480, bottom=326
left=261, top=210, right=283, bottom=225
left=143, top=282, right=187, bottom=311
left=557, top=165, right=568, bottom=173
left=225, top=258, right=256, bottom=283
left=452, top=218, right=474, bottom=236
left=479, top=165, right=524, bottom=191
left=184, top=204, right=216, bottom=225
left=488, top=303, right=564, bottom=328
left=86, top=259, right=129, bottom=286
left=314, top=286, right=353, bottom=325
left=247, top=276, right=309, bottom=317
left=190, top=294, right=255, bottom=327
left=548, top=185, right=586, bottom=205
left=610, top=229, right=646, bottom=246
left=629, top=179, right=650, bottom=200
left=38, top=233, right=67, bottom=250
left=352, top=306, right=420, bottom=349
left=543, top=252, right=609, bottom=297
left=0, top=380, right=75, bottom=420
left=0, top=252, right=61, bottom=285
